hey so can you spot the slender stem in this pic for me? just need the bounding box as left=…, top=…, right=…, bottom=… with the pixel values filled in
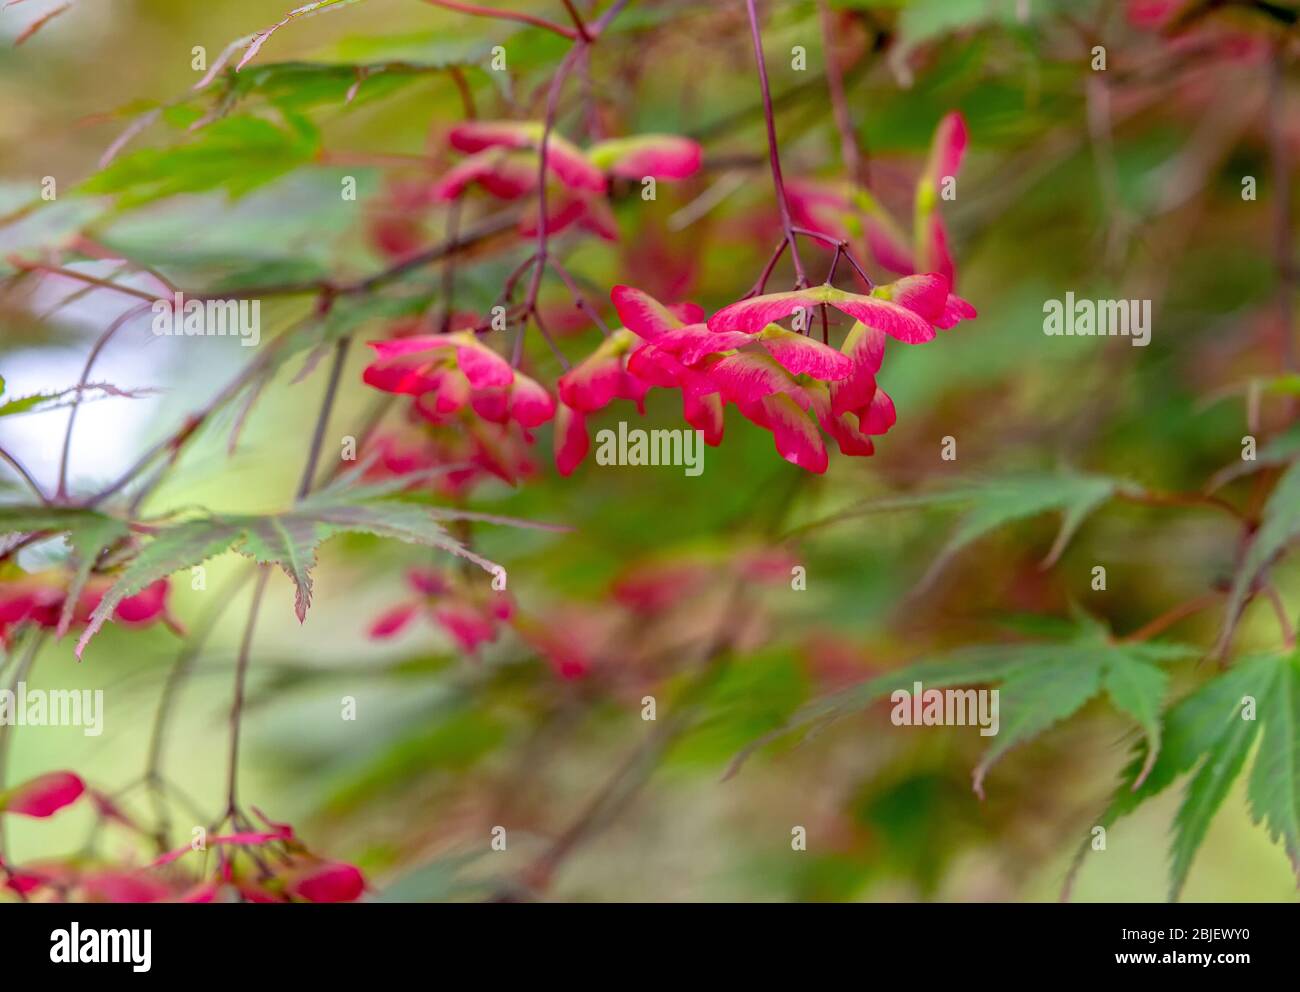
left=817, top=0, right=867, bottom=188
left=1119, top=592, right=1221, bottom=644
left=747, top=238, right=788, bottom=297
left=559, top=0, right=592, bottom=42
left=420, top=0, right=579, bottom=40
left=221, top=208, right=519, bottom=300
left=1268, top=46, right=1297, bottom=380
left=56, top=301, right=154, bottom=501
left=744, top=0, right=807, bottom=287
left=5, top=258, right=162, bottom=305
left=523, top=45, right=586, bottom=311
left=439, top=199, right=463, bottom=332
left=1263, top=583, right=1296, bottom=649
left=0, top=631, right=44, bottom=864
left=81, top=209, right=519, bottom=509
left=146, top=566, right=256, bottom=850
left=0, top=445, right=48, bottom=503
left=297, top=337, right=351, bottom=500
left=224, top=567, right=271, bottom=815
left=1116, top=485, right=1244, bottom=522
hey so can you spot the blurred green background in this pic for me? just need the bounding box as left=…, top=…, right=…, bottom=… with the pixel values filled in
left=1, top=0, right=1297, bottom=901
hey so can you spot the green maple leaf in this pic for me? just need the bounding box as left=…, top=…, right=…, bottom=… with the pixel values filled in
left=73, top=487, right=557, bottom=658
left=1073, top=651, right=1300, bottom=901
left=1217, top=460, right=1300, bottom=656
left=794, top=471, right=1121, bottom=590
left=729, top=615, right=1192, bottom=794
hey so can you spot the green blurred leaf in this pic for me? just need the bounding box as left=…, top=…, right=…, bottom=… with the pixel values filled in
left=731, top=616, right=1193, bottom=794
left=1218, top=460, right=1300, bottom=655
left=80, top=114, right=321, bottom=208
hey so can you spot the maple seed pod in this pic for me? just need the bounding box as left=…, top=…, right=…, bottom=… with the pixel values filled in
left=0, top=772, right=85, bottom=818
left=285, top=861, right=366, bottom=903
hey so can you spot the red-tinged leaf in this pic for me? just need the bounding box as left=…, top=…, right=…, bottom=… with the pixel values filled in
left=610, top=284, right=685, bottom=340
left=110, top=579, right=174, bottom=625
left=407, top=568, right=450, bottom=597
left=559, top=340, right=626, bottom=413
left=235, top=1, right=359, bottom=73
left=626, top=343, right=685, bottom=389
left=659, top=325, right=750, bottom=364
left=859, top=386, right=897, bottom=435
left=509, top=372, right=556, bottom=428
left=469, top=386, right=510, bottom=424
left=576, top=195, right=620, bottom=240
left=413, top=371, right=471, bottom=421
left=939, top=292, right=978, bottom=329
left=518, top=195, right=592, bottom=238
left=79, top=871, right=171, bottom=903
left=554, top=403, right=589, bottom=476
left=706, top=350, right=807, bottom=406
left=180, top=882, right=221, bottom=902
left=368, top=602, right=419, bottom=639
left=1, top=772, right=84, bottom=818
left=833, top=294, right=937, bottom=344
left=924, top=111, right=969, bottom=191
left=286, top=861, right=366, bottom=903
left=707, top=289, right=817, bottom=333
left=364, top=336, right=455, bottom=394
left=760, top=394, right=828, bottom=474
left=454, top=341, right=513, bottom=388
left=151, top=832, right=285, bottom=868
left=787, top=180, right=852, bottom=242
left=14, top=2, right=71, bottom=46
left=867, top=217, right=915, bottom=274
left=757, top=325, right=854, bottom=380
left=431, top=149, right=537, bottom=201
left=877, top=273, right=949, bottom=322
left=683, top=391, right=725, bottom=446
left=829, top=322, right=886, bottom=417
left=448, top=121, right=605, bottom=193
left=708, top=286, right=938, bottom=344
left=923, top=213, right=956, bottom=288
left=586, top=134, right=702, bottom=180
left=432, top=600, right=499, bottom=652
left=668, top=302, right=706, bottom=324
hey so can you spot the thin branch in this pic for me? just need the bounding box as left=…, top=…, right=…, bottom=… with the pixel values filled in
left=57, top=301, right=155, bottom=501
left=224, top=567, right=272, bottom=816
left=817, top=0, right=867, bottom=188
left=1262, top=583, right=1296, bottom=649
left=420, top=0, right=579, bottom=40
left=1118, top=592, right=1221, bottom=644
left=5, top=258, right=162, bottom=305
left=559, top=0, right=593, bottom=42
left=744, top=0, right=807, bottom=287
left=0, top=445, right=48, bottom=504
left=297, top=337, right=352, bottom=500
left=1268, top=45, right=1297, bottom=377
